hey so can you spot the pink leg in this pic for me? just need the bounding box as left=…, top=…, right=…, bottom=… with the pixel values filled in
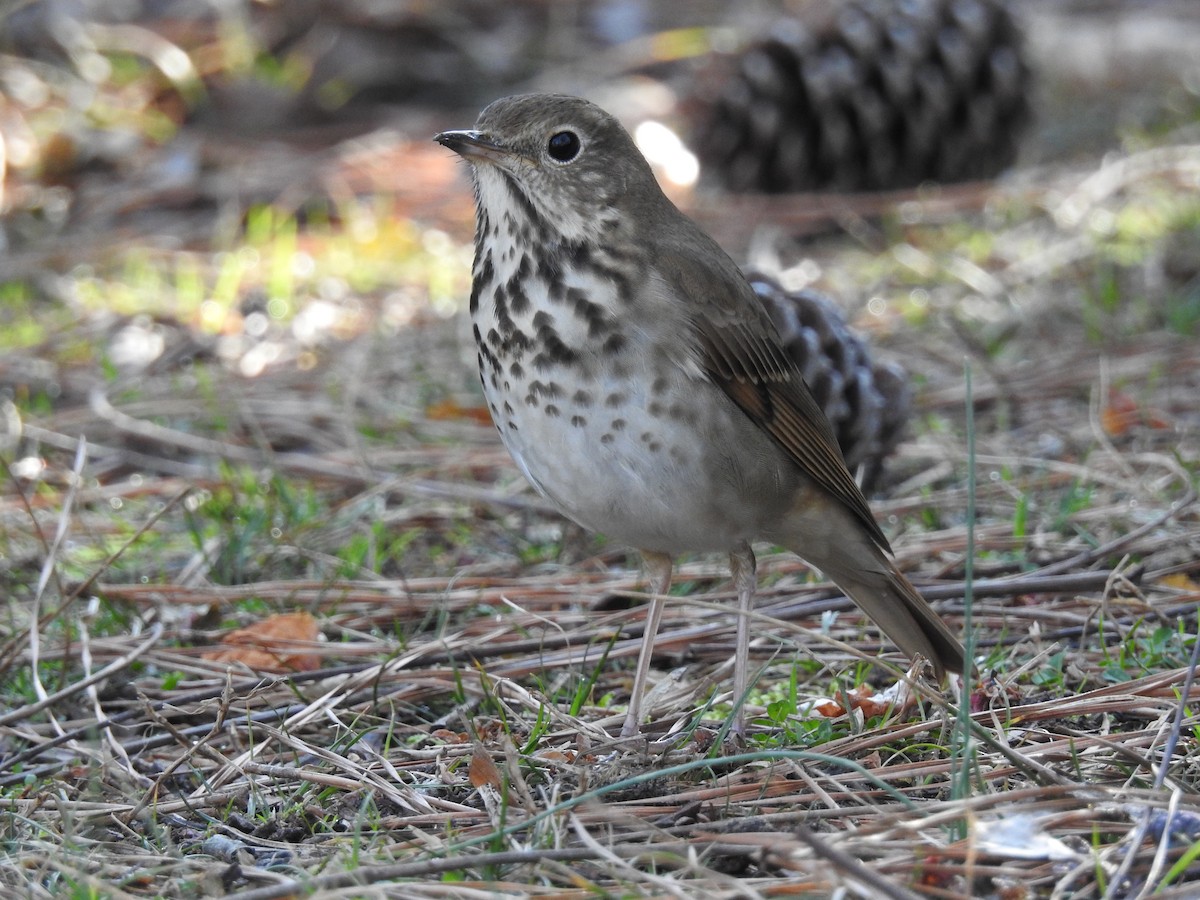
left=620, top=550, right=672, bottom=737
left=729, top=543, right=757, bottom=736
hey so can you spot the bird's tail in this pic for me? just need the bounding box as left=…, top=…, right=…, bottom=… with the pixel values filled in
left=818, top=551, right=965, bottom=678
left=771, top=499, right=965, bottom=677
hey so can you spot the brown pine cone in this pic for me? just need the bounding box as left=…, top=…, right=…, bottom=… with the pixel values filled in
left=747, top=271, right=912, bottom=490
left=697, top=0, right=1030, bottom=193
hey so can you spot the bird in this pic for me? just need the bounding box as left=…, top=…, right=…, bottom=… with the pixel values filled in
left=435, top=93, right=964, bottom=737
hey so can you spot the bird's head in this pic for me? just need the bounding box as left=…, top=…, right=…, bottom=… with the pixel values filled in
left=436, top=93, right=663, bottom=245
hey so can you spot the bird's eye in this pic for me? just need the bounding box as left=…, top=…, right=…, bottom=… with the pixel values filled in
left=547, top=130, right=581, bottom=162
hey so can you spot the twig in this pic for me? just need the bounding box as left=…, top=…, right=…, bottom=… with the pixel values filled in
left=0, top=623, right=164, bottom=729
left=1054, top=144, right=1200, bottom=229
left=221, top=842, right=766, bottom=900
left=0, top=485, right=191, bottom=680
left=122, top=679, right=233, bottom=824
left=1032, top=468, right=1195, bottom=578
left=0, top=690, right=305, bottom=782
left=1140, top=788, right=1185, bottom=900
left=791, top=824, right=924, bottom=900
left=29, top=437, right=88, bottom=721
left=570, top=814, right=703, bottom=900
left=86, top=387, right=554, bottom=511
left=79, top=613, right=148, bottom=787
left=1153, top=608, right=1200, bottom=792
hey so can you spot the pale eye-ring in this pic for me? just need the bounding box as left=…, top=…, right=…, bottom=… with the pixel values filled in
left=547, top=130, right=581, bottom=162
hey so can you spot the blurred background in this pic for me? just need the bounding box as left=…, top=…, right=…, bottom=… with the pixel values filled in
left=4, top=0, right=1199, bottom=266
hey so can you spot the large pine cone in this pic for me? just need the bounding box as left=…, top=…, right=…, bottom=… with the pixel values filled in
left=747, top=271, right=911, bottom=490
left=697, top=0, right=1030, bottom=193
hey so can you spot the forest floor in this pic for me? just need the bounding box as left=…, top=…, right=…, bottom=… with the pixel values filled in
left=2, top=2, right=1200, bottom=897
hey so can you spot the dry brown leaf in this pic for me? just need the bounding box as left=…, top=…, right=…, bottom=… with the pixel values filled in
left=1101, top=387, right=1171, bottom=436
left=468, top=745, right=503, bottom=790
left=533, top=749, right=576, bottom=764
left=812, top=682, right=915, bottom=718
left=1160, top=572, right=1200, bottom=592
left=203, top=611, right=321, bottom=673
left=425, top=398, right=495, bottom=426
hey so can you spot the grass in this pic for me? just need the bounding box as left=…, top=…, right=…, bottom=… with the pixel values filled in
left=6, top=327, right=1198, bottom=897
left=0, top=367, right=1195, bottom=900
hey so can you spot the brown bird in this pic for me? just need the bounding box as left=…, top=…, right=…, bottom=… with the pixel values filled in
left=436, top=94, right=964, bottom=737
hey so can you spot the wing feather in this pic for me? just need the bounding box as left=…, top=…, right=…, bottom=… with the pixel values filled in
left=656, top=246, right=890, bottom=551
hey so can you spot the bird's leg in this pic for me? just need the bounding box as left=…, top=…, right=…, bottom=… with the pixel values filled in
left=729, top=543, right=757, bottom=736
left=620, top=550, right=673, bottom=737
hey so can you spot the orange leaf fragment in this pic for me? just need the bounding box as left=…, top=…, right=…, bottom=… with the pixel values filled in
left=1161, top=572, right=1200, bottom=593
left=813, top=697, right=848, bottom=717
left=468, top=746, right=503, bottom=790
left=425, top=398, right=494, bottom=426
left=812, top=682, right=915, bottom=718
left=1102, top=388, right=1171, bottom=437
left=203, top=611, right=321, bottom=673
left=1101, top=389, right=1140, bottom=436
left=533, top=749, right=576, bottom=764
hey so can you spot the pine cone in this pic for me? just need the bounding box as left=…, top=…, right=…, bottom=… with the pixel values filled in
left=697, top=0, right=1030, bottom=192
left=747, top=271, right=912, bottom=490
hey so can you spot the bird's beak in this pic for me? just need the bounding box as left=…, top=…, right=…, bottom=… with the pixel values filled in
left=434, top=129, right=513, bottom=165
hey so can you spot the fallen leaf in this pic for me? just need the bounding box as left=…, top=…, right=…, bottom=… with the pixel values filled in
left=1101, top=389, right=1139, bottom=436
left=1102, top=387, right=1171, bottom=436
left=533, top=749, right=576, bottom=764
left=425, top=398, right=494, bottom=425
left=203, top=611, right=321, bottom=672
left=1161, top=572, right=1200, bottom=593
left=813, top=697, right=847, bottom=717
left=468, top=745, right=503, bottom=790
left=812, top=681, right=915, bottom=718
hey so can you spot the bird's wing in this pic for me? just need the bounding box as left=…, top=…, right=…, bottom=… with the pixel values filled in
left=656, top=244, right=891, bottom=552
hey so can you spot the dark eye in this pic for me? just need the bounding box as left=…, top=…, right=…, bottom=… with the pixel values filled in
left=547, top=130, right=581, bottom=162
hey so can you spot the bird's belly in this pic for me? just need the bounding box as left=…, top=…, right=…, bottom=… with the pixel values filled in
left=482, top=367, right=796, bottom=554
